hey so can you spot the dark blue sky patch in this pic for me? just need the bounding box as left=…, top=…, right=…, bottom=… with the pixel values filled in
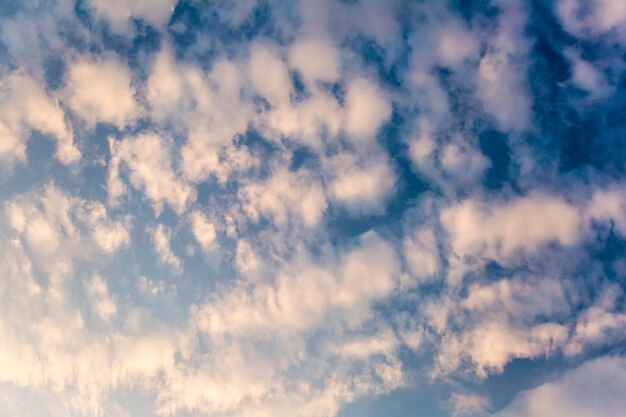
left=478, top=130, right=512, bottom=190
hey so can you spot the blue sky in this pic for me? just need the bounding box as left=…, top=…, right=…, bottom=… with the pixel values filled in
left=1, top=0, right=626, bottom=416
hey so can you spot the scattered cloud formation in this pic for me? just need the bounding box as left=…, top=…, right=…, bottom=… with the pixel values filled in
left=1, top=1, right=625, bottom=417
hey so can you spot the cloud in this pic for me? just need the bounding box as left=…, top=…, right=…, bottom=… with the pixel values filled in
left=2, top=1, right=626, bottom=416
left=248, top=42, right=293, bottom=108
left=492, top=356, right=626, bottom=417
left=238, top=166, right=328, bottom=228
left=344, top=77, right=392, bottom=145
left=149, top=224, right=182, bottom=273
left=476, top=3, right=531, bottom=131
left=85, top=274, right=117, bottom=321
left=110, top=133, right=196, bottom=215
left=87, top=0, right=177, bottom=35
left=440, top=192, right=582, bottom=268
left=0, top=71, right=79, bottom=165
left=5, top=183, right=130, bottom=263
left=289, top=36, right=341, bottom=84
left=190, top=210, right=217, bottom=252
left=556, top=0, right=626, bottom=41
left=328, top=151, right=396, bottom=214
left=65, top=56, right=141, bottom=129
left=199, top=232, right=399, bottom=336
left=432, top=275, right=570, bottom=377
left=450, top=393, right=490, bottom=417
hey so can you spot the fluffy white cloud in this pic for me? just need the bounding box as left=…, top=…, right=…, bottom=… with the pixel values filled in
left=110, top=133, right=196, bottom=215
left=149, top=224, right=182, bottom=273
left=329, top=152, right=396, bottom=214
left=402, top=227, right=440, bottom=285
left=65, top=56, right=140, bottom=129
left=476, top=4, right=531, bottom=131
left=344, top=77, right=392, bottom=145
left=586, top=186, right=626, bottom=235
left=564, top=49, right=611, bottom=97
left=565, top=284, right=626, bottom=356
left=441, top=192, right=582, bottom=264
left=289, top=36, right=341, bottom=84
left=432, top=275, right=570, bottom=377
left=450, top=393, right=490, bottom=417
left=199, top=232, right=400, bottom=336
left=248, top=42, right=293, bottom=107
left=556, top=0, right=626, bottom=41
left=0, top=71, right=79, bottom=164
left=190, top=210, right=217, bottom=252
left=440, top=137, right=490, bottom=185
left=492, top=356, right=626, bottom=417
left=87, top=0, right=177, bottom=35
left=85, top=274, right=117, bottom=321
left=5, top=183, right=130, bottom=263
left=238, top=167, right=328, bottom=228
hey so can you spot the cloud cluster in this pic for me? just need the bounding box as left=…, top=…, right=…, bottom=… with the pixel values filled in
left=1, top=1, right=626, bottom=417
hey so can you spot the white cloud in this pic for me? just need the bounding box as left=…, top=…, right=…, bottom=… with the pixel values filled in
left=85, top=274, right=117, bottom=321
left=564, top=49, right=611, bottom=97
left=344, top=77, right=392, bottom=145
left=403, top=227, right=440, bottom=285
left=110, top=133, right=196, bottom=215
left=440, top=137, right=490, bottom=184
left=146, top=47, right=256, bottom=185
left=492, top=356, right=626, bottom=417
left=565, top=284, right=626, bottom=356
left=432, top=276, right=570, bottom=377
left=248, top=42, right=292, bottom=107
left=199, top=232, right=399, bottom=336
left=0, top=71, right=79, bottom=164
left=87, top=0, right=177, bottom=35
left=5, top=183, right=130, bottom=263
left=289, top=36, right=341, bottom=84
left=238, top=167, right=328, bottom=228
left=450, top=393, right=490, bottom=417
left=149, top=224, right=182, bottom=273
left=476, top=4, right=531, bottom=131
left=235, top=238, right=261, bottom=274
left=331, top=328, right=398, bottom=360
left=586, top=186, right=626, bottom=235
left=556, top=0, right=626, bottom=41
left=437, top=22, right=480, bottom=68
left=190, top=210, right=217, bottom=252
left=329, top=152, right=396, bottom=214
left=65, top=56, right=140, bottom=129
left=441, top=192, right=582, bottom=265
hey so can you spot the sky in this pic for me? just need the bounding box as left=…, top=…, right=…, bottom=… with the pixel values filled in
left=0, top=0, right=626, bottom=416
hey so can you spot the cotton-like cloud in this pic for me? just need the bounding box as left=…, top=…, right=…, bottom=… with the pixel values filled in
left=190, top=210, right=217, bottom=252
left=0, top=72, right=79, bottom=165
left=87, top=0, right=177, bottom=35
left=110, top=133, right=196, bottom=215
left=450, top=393, right=490, bottom=417
left=200, top=232, right=399, bottom=335
left=492, top=356, right=626, bottom=417
left=556, top=0, right=626, bottom=41
left=2, top=1, right=626, bottom=416
left=441, top=192, right=582, bottom=266
left=344, top=77, right=392, bottom=145
left=289, top=36, right=341, bottom=84
left=149, top=224, right=182, bottom=273
left=65, top=56, right=141, bottom=129
left=238, top=167, right=328, bottom=228
left=476, top=3, right=531, bottom=131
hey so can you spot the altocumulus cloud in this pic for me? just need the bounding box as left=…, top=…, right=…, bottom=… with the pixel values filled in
left=0, top=1, right=626, bottom=417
